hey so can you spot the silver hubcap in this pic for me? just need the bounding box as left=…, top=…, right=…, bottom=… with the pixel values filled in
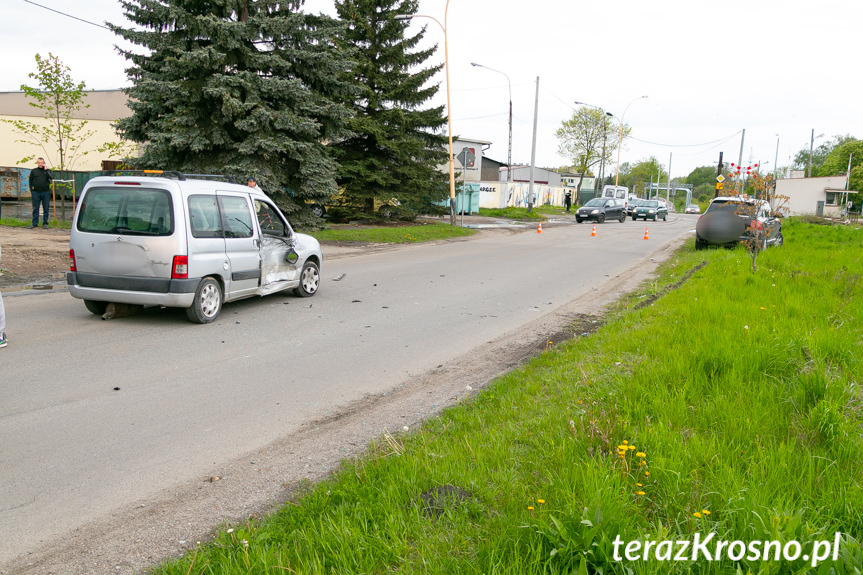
left=301, top=266, right=319, bottom=294
left=200, top=283, right=220, bottom=317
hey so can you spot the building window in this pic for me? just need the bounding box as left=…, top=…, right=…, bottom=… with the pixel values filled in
left=825, top=192, right=838, bottom=206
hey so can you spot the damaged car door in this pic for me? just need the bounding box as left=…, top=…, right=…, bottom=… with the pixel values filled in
left=253, top=199, right=301, bottom=295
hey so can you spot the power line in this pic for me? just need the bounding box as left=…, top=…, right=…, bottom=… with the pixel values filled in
left=21, top=0, right=111, bottom=31
left=541, top=86, right=577, bottom=111
left=629, top=130, right=742, bottom=148
left=451, top=81, right=533, bottom=93
left=455, top=112, right=508, bottom=122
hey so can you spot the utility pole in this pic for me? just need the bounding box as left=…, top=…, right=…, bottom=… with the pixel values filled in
left=715, top=151, right=724, bottom=198
left=667, top=153, right=672, bottom=203
left=737, top=129, right=745, bottom=193
left=808, top=129, right=815, bottom=177
left=527, top=76, right=539, bottom=212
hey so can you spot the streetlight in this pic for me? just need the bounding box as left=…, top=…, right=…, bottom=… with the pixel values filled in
left=471, top=62, right=511, bottom=190
left=396, top=4, right=456, bottom=225
left=574, top=101, right=613, bottom=192
left=773, top=134, right=780, bottom=182
left=614, top=95, right=648, bottom=187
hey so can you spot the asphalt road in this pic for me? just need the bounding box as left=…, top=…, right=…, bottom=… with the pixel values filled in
left=0, top=214, right=696, bottom=564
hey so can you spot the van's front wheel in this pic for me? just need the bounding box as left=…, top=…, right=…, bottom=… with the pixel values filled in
left=294, top=261, right=320, bottom=297
left=186, top=278, right=222, bottom=324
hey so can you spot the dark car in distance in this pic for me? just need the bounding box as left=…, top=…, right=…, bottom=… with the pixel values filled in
left=575, top=197, right=627, bottom=223
left=694, top=196, right=783, bottom=250
left=633, top=199, right=668, bottom=221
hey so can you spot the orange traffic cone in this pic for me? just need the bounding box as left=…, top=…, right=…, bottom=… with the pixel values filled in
left=643, top=227, right=650, bottom=240
left=590, top=224, right=597, bottom=237
left=537, top=222, right=543, bottom=234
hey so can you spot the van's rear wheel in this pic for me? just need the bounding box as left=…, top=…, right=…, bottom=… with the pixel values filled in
left=186, top=278, right=222, bottom=324
left=84, top=300, right=108, bottom=315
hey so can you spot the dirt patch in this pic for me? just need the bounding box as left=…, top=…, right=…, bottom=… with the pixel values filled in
left=0, top=226, right=71, bottom=288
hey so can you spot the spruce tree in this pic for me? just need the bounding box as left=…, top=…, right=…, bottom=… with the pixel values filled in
left=332, top=0, right=449, bottom=216
left=109, top=0, right=354, bottom=223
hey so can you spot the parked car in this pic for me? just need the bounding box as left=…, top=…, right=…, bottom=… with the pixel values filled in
left=694, top=196, right=783, bottom=250
left=633, top=199, right=668, bottom=221
left=67, top=171, right=323, bottom=323
left=575, top=197, right=627, bottom=223
left=627, top=198, right=644, bottom=217
left=685, top=204, right=701, bottom=214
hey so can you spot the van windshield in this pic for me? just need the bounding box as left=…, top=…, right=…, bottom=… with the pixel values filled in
left=77, top=187, right=174, bottom=235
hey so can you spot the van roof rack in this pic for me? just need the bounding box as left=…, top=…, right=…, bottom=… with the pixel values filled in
left=106, top=170, right=186, bottom=180
left=181, top=174, right=238, bottom=184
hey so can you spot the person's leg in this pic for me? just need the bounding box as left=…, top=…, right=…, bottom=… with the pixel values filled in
left=0, top=291, right=6, bottom=347
left=30, top=193, right=40, bottom=227
left=40, top=191, right=51, bottom=226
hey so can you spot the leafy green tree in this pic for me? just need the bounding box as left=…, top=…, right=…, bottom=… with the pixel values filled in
left=617, top=157, right=666, bottom=197
left=556, top=108, right=627, bottom=199
left=685, top=165, right=717, bottom=188
left=819, top=139, right=863, bottom=192
left=791, top=134, right=856, bottom=176
left=109, top=0, right=354, bottom=223
left=330, top=0, right=449, bottom=217
left=2, top=53, right=95, bottom=171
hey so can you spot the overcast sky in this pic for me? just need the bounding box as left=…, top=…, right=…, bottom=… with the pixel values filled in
left=4, top=0, right=860, bottom=181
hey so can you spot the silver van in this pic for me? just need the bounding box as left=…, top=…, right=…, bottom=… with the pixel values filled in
left=67, top=172, right=323, bottom=323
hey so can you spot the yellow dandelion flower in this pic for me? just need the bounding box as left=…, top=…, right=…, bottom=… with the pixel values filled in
left=760, top=307, right=766, bottom=310
left=702, top=510, right=711, bottom=516
left=628, top=445, right=636, bottom=450
left=527, top=506, right=534, bottom=511
left=622, top=440, right=628, bottom=445
left=636, top=483, right=643, bottom=487
left=636, top=491, right=645, bottom=496
left=577, top=400, right=583, bottom=404
left=636, top=452, right=646, bottom=458
left=538, top=499, right=545, bottom=504
left=644, top=471, right=650, bottom=476
left=693, top=512, right=702, bottom=518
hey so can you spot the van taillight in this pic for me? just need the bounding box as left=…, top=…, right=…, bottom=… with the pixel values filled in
left=172, top=255, right=188, bottom=279
left=69, top=249, right=76, bottom=272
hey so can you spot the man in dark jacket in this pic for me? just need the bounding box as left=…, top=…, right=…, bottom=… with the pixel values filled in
left=28, top=157, right=54, bottom=229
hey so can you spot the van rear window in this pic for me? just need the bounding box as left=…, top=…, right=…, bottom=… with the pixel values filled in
left=77, top=187, right=173, bottom=235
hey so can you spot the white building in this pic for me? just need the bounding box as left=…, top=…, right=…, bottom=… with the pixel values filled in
left=0, top=89, right=133, bottom=172
left=774, top=175, right=853, bottom=217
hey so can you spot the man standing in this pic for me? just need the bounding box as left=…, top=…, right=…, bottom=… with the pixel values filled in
left=564, top=190, right=572, bottom=213
left=28, top=157, right=54, bottom=229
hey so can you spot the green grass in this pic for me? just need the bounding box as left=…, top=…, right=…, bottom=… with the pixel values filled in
left=478, top=205, right=565, bottom=220
left=151, top=218, right=863, bottom=574
left=0, top=216, right=72, bottom=229
left=310, top=221, right=476, bottom=244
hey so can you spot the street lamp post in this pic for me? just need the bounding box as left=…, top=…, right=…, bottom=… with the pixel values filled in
left=396, top=2, right=456, bottom=225
left=471, top=63, right=511, bottom=191
left=614, top=95, right=648, bottom=187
